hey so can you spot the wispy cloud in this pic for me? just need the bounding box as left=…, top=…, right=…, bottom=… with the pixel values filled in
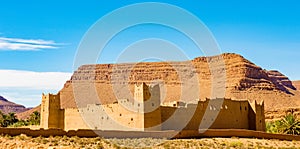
left=0, top=69, right=72, bottom=90
left=0, top=37, right=60, bottom=51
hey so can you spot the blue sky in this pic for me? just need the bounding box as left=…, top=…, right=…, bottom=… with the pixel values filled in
left=0, top=0, right=300, bottom=107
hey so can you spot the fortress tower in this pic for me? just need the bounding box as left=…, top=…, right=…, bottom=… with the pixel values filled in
left=134, top=82, right=151, bottom=102
left=40, top=93, right=64, bottom=129
left=249, top=100, right=266, bottom=131
left=134, top=83, right=162, bottom=131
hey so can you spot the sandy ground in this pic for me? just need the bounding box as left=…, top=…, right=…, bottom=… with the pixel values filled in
left=1, top=134, right=300, bottom=148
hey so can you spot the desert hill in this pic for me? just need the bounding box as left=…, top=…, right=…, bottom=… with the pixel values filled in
left=16, top=105, right=40, bottom=120
left=0, top=95, right=29, bottom=114
left=54, top=53, right=300, bottom=121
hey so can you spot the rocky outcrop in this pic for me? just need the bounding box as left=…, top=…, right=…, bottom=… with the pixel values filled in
left=59, top=53, right=299, bottom=115
left=293, top=80, right=300, bottom=91
left=0, top=96, right=29, bottom=114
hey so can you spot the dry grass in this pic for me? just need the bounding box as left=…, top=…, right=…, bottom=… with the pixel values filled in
left=156, top=137, right=300, bottom=149
left=1, top=135, right=300, bottom=148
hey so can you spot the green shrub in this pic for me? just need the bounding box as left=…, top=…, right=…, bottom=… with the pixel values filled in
left=266, top=113, right=300, bottom=135
left=0, top=111, right=40, bottom=127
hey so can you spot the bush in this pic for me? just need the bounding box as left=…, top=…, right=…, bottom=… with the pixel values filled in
left=266, top=113, right=300, bottom=135
left=0, top=112, right=18, bottom=127
left=0, top=111, right=40, bottom=127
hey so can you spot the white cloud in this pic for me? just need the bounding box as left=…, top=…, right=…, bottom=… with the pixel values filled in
left=0, top=37, right=60, bottom=51
left=0, top=69, right=72, bottom=90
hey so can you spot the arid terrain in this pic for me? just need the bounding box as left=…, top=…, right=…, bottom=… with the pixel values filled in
left=0, top=134, right=300, bottom=149
left=2, top=53, right=300, bottom=148
left=12, top=53, right=300, bottom=121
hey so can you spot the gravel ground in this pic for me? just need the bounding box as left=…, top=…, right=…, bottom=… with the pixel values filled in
left=1, top=134, right=300, bottom=149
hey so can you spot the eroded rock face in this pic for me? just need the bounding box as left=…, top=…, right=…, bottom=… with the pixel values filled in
left=293, top=80, right=300, bottom=90
left=59, top=53, right=299, bottom=113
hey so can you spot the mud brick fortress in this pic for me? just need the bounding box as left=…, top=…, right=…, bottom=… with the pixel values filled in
left=40, top=82, right=265, bottom=132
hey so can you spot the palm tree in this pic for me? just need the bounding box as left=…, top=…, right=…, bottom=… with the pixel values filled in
left=28, top=111, right=40, bottom=125
left=0, top=111, right=7, bottom=127
left=278, top=113, right=300, bottom=135
left=7, top=113, right=18, bottom=126
left=0, top=112, right=18, bottom=127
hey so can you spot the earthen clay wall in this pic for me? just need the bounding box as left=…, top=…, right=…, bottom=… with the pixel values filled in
left=0, top=128, right=299, bottom=141
left=64, top=108, right=89, bottom=131
left=41, top=95, right=265, bottom=131
left=160, top=99, right=262, bottom=131
left=41, top=83, right=265, bottom=132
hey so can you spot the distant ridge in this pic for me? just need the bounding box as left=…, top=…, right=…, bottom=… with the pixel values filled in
left=0, top=96, right=8, bottom=102
left=0, top=95, right=29, bottom=114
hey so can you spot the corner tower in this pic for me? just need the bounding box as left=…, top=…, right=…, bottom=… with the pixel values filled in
left=40, top=93, right=64, bottom=129
left=134, top=82, right=151, bottom=102
left=249, top=100, right=266, bottom=131
left=134, top=83, right=162, bottom=131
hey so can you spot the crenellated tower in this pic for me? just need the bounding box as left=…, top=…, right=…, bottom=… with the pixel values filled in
left=134, top=82, right=162, bottom=131
left=40, top=93, right=64, bottom=129
left=249, top=100, right=265, bottom=131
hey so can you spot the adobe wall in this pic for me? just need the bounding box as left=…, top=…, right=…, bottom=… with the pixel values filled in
left=160, top=98, right=259, bottom=131
left=64, top=108, right=89, bottom=131
left=63, top=99, right=163, bottom=131
left=42, top=96, right=264, bottom=132
left=64, top=102, right=146, bottom=131
left=0, top=128, right=300, bottom=141
left=144, top=107, right=162, bottom=131
left=89, top=104, right=144, bottom=131
left=209, top=99, right=249, bottom=129
left=65, top=83, right=162, bottom=131
left=41, top=83, right=264, bottom=132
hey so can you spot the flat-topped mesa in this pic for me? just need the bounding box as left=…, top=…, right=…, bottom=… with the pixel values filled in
left=60, top=53, right=297, bottom=110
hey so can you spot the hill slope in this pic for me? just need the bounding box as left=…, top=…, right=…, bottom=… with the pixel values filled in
left=0, top=96, right=29, bottom=114
left=293, top=80, right=300, bottom=90
left=16, top=105, right=40, bottom=120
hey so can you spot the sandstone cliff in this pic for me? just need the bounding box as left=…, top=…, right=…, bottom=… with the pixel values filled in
left=58, top=53, right=300, bottom=117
